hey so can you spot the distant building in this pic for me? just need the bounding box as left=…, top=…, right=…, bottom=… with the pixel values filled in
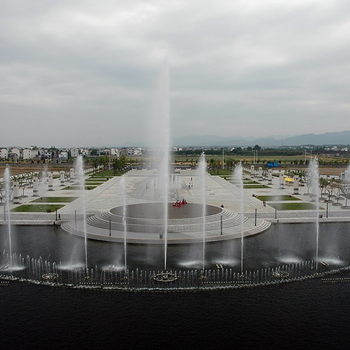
left=39, top=149, right=52, bottom=160
left=23, top=149, right=39, bottom=160
left=127, top=147, right=142, bottom=156
left=0, top=148, right=8, bottom=159
left=59, top=151, right=69, bottom=160
left=71, top=148, right=79, bottom=158
left=110, top=148, right=120, bottom=157
left=10, top=148, right=21, bottom=159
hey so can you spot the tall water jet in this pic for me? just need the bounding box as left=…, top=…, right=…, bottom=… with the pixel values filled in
left=233, top=162, right=244, bottom=273
left=38, top=164, right=48, bottom=196
left=148, top=56, right=171, bottom=270
left=341, top=165, right=350, bottom=208
left=75, top=155, right=88, bottom=269
left=4, top=165, right=12, bottom=267
left=120, top=175, right=127, bottom=271
left=308, top=157, right=320, bottom=266
left=198, top=152, right=206, bottom=270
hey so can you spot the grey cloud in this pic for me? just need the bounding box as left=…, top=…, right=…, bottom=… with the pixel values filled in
left=1, top=0, right=350, bottom=147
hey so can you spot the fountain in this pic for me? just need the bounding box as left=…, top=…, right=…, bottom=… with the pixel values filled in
left=75, top=155, right=88, bottom=269
left=233, top=162, right=244, bottom=274
left=38, top=164, right=48, bottom=196
left=4, top=165, right=12, bottom=268
left=2, top=61, right=350, bottom=291
left=1, top=159, right=350, bottom=290
left=147, top=56, right=171, bottom=270
left=308, top=157, right=320, bottom=266
left=341, top=165, right=350, bottom=209
left=198, top=152, right=206, bottom=271
left=120, top=175, right=127, bottom=271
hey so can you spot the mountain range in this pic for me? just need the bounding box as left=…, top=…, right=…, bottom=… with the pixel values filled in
left=173, top=131, right=350, bottom=147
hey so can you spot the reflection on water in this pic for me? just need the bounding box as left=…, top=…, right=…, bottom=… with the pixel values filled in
left=1, top=222, right=350, bottom=271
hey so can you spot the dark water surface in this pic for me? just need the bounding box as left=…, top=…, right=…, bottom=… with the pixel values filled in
left=2, top=222, right=350, bottom=270
left=1, top=278, right=350, bottom=350
left=1, top=222, right=350, bottom=349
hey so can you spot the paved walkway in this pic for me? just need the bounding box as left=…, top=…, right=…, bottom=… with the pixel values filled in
left=1, top=168, right=350, bottom=228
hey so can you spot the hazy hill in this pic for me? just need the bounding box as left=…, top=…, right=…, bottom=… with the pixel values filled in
left=173, top=131, right=350, bottom=147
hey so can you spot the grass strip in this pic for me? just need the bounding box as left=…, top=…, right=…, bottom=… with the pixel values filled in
left=11, top=204, right=65, bottom=212
left=268, top=202, right=319, bottom=210
left=32, top=197, right=78, bottom=203
left=256, top=195, right=300, bottom=201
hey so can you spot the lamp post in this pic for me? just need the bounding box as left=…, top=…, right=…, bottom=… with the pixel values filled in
left=222, top=149, right=225, bottom=170
left=254, top=209, right=257, bottom=226
left=109, top=216, right=112, bottom=237
left=220, top=215, right=223, bottom=235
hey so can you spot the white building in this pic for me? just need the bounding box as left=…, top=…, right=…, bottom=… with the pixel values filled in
left=0, top=149, right=8, bottom=159
left=10, top=148, right=21, bottom=159
left=82, top=148, right=91, bottom=156
left=70, top=148, right=79, bottom=158
left=110, top=148, right=120, bottom=157
left=59, top=151, right=69, bottom=160
left=23, top=149, right=39, bottom=160
left=127, top=147, right=142, bottom=156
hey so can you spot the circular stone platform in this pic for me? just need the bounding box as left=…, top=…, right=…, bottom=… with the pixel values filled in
left=88, top=203, right=227, bottom=234
left=61, top=201, right=256, bottom=244
left=110, top=202, right=222, bottom=219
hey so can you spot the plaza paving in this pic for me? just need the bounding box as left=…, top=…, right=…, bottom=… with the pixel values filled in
left=1, top=167, right=350, bottom=242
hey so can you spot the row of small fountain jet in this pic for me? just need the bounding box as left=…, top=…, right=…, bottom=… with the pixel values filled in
left=2, top=251, right=349, bottom=291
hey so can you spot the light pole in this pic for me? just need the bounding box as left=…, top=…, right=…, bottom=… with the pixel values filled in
left=255, top=208, right=257, bottom=226
left=222, top=149, right=225, bottom=170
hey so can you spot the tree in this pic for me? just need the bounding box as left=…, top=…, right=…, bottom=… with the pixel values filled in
left=225, top=158, right=234, bottom=170
left=319, top=177, right=329, bottom=198
left=91, top=159, right=99, bottom=174
left=98, top=156, right=109, bottom=170
left=112, top=155, right=127, bottom=175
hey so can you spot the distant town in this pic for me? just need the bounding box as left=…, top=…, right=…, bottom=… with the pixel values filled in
left=0, top=144, right=349, bottom=163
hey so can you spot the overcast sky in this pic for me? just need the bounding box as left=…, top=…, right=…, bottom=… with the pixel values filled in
left=1, top=0, right=350, bottom=147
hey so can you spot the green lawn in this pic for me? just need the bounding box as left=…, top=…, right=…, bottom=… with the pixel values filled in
left=63, top=185, right=97, bottom=190
left=32, top=197, right=78, bottom=203
left=243, top=180, right=261, bottom=184
left=256, top=195, right=300, bottom=201
left=210, top=170, right=232, bottom=176
left=268, top=202, right=319, bottom=210
left=90, top=170, right=114, bottom=177
left=87, top=175, right=110, bottom=179
left=85, top=181, right=105, bottom=185
left=244, top=184, right=270, bottom=189
left=11, top=204, right=65, bottom=212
